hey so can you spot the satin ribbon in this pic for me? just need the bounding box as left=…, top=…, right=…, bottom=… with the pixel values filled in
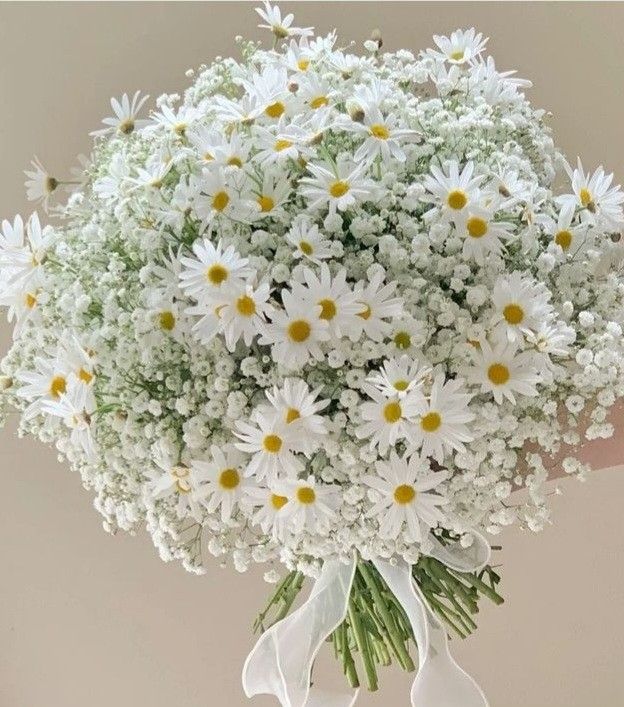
left=242, top=531, right=491, bottom=707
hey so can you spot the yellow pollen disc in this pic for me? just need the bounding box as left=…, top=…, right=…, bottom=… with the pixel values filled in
left=50, top=375, right=67, bottom=398
left=318, top=298, right=337, bottom=320
left=174, top=123, right=187, bottom=136
left=329, top=180, right=350, bottom=198
left=212, top=190, right=230, bottom=212
left=310, top=96, right=328, bottom=109
left=467, top=339, right=481, bottom=349
left=274, top=139, right=293, bottom=152
left=393, top=379, right=409, bottom=392
left=236, top=295, right=256, bottom=317
left=171, top=466, right=189, bottom=479
left=263, top=434, right=283, bottom=453
left=299, top=240, right=313, bottom=256
left=488, top=363, right=510, bottom=386
left=206, top=263, right=229, bottom=285
left=503, top=303, right=524, bottom=325
left=271, top=493, right=288, bottom=510
left=357, top=303, right=372, bottom=320
left=579, top=187, right=592, bottom=207
left=265, top=101, right=285, bottom=118
left=467, top=216, right=488, bottom=238
left=25, top=293, right=37, bottom=309
left=297, top=486, right=316, bottom=504
left=257, top=195, right=275, bottom=212
left=159, top=310, right=176, bottom=331
left=285, top=408, right=300, bottom=424
left=394, top=331, right=411, bottom=349
left=369, top=123, right=390, bottom=139
left=45, top=176, right=58, bottom=194
left=227, top=156, right=243, bottom=168
left=450, top=50, right=465, bottom=61
left=175, top=479, right=191, bottom=494
left=297, top=59, right=310, bottom=71
left=119, top=119, right=135, bottom=135
left=555, top=230, right=572, bottom=250
left=288, top=319, right=311, bottom=342
left=203, top=152, right=214, bottom=162
left=420, top=411, right=442, bottom=432
left=383, top=401, right=402, bottom=423
left=78, top=368, right=94, bottom=385
left=394, top=484, right=416, bottom=504
left=447, top=189, right=468, bottom=210
left=219, top=468, right=240, bottom=490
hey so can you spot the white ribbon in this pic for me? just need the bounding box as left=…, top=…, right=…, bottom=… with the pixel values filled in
left=242, top=531, right=491, bottom=707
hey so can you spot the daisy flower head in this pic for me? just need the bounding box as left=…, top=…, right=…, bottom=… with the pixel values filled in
left=188, top=127, right=250, bottom=169
left=363, top=451, right=449, bottom=544
left=349, top=271, right=404, bottom=343
left=344, top=106, right=420, bottom=165
left=234, top=415, right=302, bottom=481
left=24, top=157, right=59, bottom=211
left=543, top=207, right=588, bottom=259
left=193, top=167, right=245, bottom=228
left=255, top=1, right=313, bottom=39
left=286, top=217, right=332, bottom=264
left=150, top=103, right=202, bottom=138
left=258, top=288, right=330, bottom=369
left=192, top=445, right=252, bottom=522
left=422, top=160, right=484, bottom=226
left=407, top=374, right=475, bottom=464
left=244, top=483, right=290, bottom=537
left=387, top=315, right=425, bottom=355
left=253, top=120, right=308, bottom=165
left=41, top=383, right=96, bottom=460
left=273, top=475, right=338, bottom=537
left=367, top=355, right=430, bottom=399
left=90, top=91, right=150, bottom=137
left=525, top=320, right=576, bottom=384
left=238, top=66, right=291, bottom=122
left=459, top=206, right=514, bottom=264
left=467, top=338, right=539, bottom=405
left=491, top=272, right=553, bottom=344
left=427, top=28, right=488, bottom=66
left=179, top=238, right=253, bottom=301
left=0, top=213, right=53, bottom=289
left=300, top=158, right=377, bottom=213
left=249, top=171, right=292, bottom=221
left=15, top=348, right=73, bottom=420
left=146, top=443, right=204, bottom=521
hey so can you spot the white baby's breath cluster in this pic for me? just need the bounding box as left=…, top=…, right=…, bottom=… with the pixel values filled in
left=2, top=3, right=624, bottom=577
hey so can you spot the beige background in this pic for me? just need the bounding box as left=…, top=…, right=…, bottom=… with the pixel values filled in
left=2, top=2, right=624, bottom=706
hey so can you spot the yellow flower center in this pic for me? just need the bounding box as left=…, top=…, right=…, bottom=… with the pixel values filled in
left=503, top=303, right=524, bottom=325
left=369, top=123, right=390, bottom=139
left=78, top=368, right=94, bottom=385
left=257, top=195, right=275, bottom=213
left=488, top=363, right=510, bottom=386
left=159, top=310, right=176, bottom=331
left=203, top=152, right=214, bottom=162
left=274, top=139, right=293, bottom=152
left=263, top=434, right=283, bottom=453
left=288, top=319, right=311, bottom=342
left=25, top=293, right=37, bottom=309
left=310, top=96, right=328, bottom=109
left=297, top=486, right=316, bottom=504
left=227, top=156, right=243, bottom=168
left=219, top=468, right=240, bottom=489
left=447, top=189, right=468, bottom=210
left=265, top=101, right=286, bottom=118
left=420, top=411, right=442, bottom=432
left=50, top=375, right=67, bottom=399
left=318, top=298, right=337, bottom=320
left=329, top=180, right=350, bottom=198
left=206, top=263, right=229, bottom=285
left=171, top=466, right=191, bottom=493
left=357, top=303, right=371, bottom=320
left=579, top=187, right=592, bottom=207
left=271, top=493, right=288, bottom=510
left=119, top=119, right=135, bottom=135
left=394, top=484, right=416, bottom=504
left=212, top=190, right=230, bottom=212
left=467, top=216, right=488, bottom=238
left=285, top=408, right=301, bottom=424
left=299, top=240, right=313, bottom=255
left=555, top=230, right=572, bottom=250
left=174, top=123, right=187, bottom=137
left=297, top=58, right=310, bottom=71
left=393, top=380, right=409, bottom=392
left=236, top=295, right=256, bottom=317
left=383, top=401, right=402, bottom=423
left=450, top=50, right=465, bottom=61
left=394, top=331, right=411, bottom=349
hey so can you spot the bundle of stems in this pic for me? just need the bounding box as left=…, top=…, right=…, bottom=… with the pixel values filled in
left=254, top=554, right=503, bottom=692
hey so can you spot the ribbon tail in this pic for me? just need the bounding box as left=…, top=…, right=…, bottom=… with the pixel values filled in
left=374, top=558, right=489, bottom=707
left=242, top=556, right=358, bottom=707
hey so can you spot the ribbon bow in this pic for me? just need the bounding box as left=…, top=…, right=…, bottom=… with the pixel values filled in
left=243, top=532, right=491, bottom=707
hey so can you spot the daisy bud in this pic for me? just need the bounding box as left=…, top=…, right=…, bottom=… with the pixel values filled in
left=0, top=376, right=13, bottom=390
left=370, top=28, right=383, bottom=49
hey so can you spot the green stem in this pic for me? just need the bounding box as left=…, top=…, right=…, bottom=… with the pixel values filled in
left=348, top=599, right=378, bottom=691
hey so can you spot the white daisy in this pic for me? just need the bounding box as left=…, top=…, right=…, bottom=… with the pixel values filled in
left=467, top=338, right=539, bottom=404
left=367, top=355, right=430, bottom=399
left=41, top=383, right=96, bottom=461
left=298, top=73, right=335, bottom=111
left=255, top=0, right=313, bottom=39
left=273, top=476, right=337, bottom=536
left=192, top=445, right=251, bottom=522
left=422, top=160, right=484, bottom=226
left=459, top=206, right=514, bottom=263
left=24, top=157, right=59, bottom=211
left=237, top=67, right=291, bottom=121
left=258, top=288, right=330, bottom=368
left=525, top=320, right=576, bottom=384
left=387, top=316, right=425, bottom=354
left=363, top=451, right=449, bottom=543
left=253, top=120, right=309, bottom=165
left=15, top=349, right=72, bottom=420
left=90, top=91, right=150, bottom=137
left=407, top=375, right=475, bottom=463
left=150, top=103, right=202, bottom=137
left=542, top=207, right=588, bottom=258
left=244, top=483, right=289, bottom=536
left=300, top=159, right=377, bottom=213
left=249, top=171, right=291, bottom=220
left=188, top=127, right=250, bottom=168
left=491, top=272, right=553, bottom=344
left=193, top=167, right=245, bottom=228
left=427, top=28, right=488, bottom=65
left=343, top=107, right=420, bottom=165
left=146, top=443, right=204, bottom=521
left=286, top=218, right=332, bottom=264
left=234, top=416, right=302, bottom=481
left=0, top=213, right=54, bottom=289
left=349, top=271, right=404, bottom=343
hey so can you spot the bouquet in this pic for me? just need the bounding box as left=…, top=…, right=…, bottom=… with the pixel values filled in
left=2, top=3, right=624, bottom=704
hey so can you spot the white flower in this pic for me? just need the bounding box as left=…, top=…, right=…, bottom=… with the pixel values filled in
left=459, top=207, right=514, bottom=263
left=286, top=218, right=332, bottom=263
left=363, top=451, right=449, bottom=543
left=427, top=28, right=488, bottom=65
left=0, top=213, right=54, bottom=289
left=467, top=338, right=539, bottom=404
left=248, top=171, right=291, bottom=220
left=90, top=91, right=150, bottom=136
left=259, top=288, right=330, bottom=368
left=24, top=157, right=59, bottom=210
left=422, top=160, right=484, bottom=226
left=343, top=107, right=420, bottom=165
left=41, top=383, right=96, bottom=460
left=491, top=273, right=553, bottom=343
left=349, top=271, right=404, bottom=342
left=192, top=445, right=252, bottom=522
left=245, top=483, right=289, bottom=535
left=300, top=159, right=377, bottom=213
left=367, top=355, right=430, bottom=399
left=234, top=416, right=302, bottom=481
left=193, top=167, right=246, bottom=228
left=255, top=0, right=313, bottom=39
left=179, top=238, right=253, bottom=300
left=146, top=443, right=204, bottom=521
left=150, top=103, right=202, bottom=137
left=541, top=207, right=588, bottom=258
left=273, top=475, right=337, bottom=536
